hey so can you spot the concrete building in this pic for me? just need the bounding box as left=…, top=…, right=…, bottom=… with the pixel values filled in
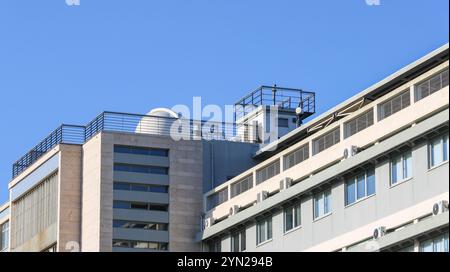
left=0, top=44, right=448, bottom=252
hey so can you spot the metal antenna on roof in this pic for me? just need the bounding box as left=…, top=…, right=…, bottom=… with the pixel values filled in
left=272, top=84, right=277, bottom=106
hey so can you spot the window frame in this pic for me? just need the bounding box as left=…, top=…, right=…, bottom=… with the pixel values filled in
left=345, top=168, right=376, bottom=207
left=312, top=127, right=340, bottom=156
left=313, top=189, right=332, bottom=220
left=230, top=229, right=246, bottom=252
left=428, top=134, right=449, bottom=169
left=283, top=144, right=310, bottom=171
left=256, top=217, right=273, bottom=246
left=377, top=90, right=411, bottom=121
left=390, top=150, right=413, bottom=186
left=284, top=203, right=301, bottom=233
left=414, top=69, right=449, bottom=102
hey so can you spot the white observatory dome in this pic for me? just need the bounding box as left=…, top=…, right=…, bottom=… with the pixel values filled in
left=135, top=108, right=180, bottom=136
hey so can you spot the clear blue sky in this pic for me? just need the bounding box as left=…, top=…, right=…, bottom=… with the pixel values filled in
left=0, top=0, right=448, bottom=202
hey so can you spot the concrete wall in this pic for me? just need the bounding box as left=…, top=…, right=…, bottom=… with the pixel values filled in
left=202, top=141, right=258, bottom=192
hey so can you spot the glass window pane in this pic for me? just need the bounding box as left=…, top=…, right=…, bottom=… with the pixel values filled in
left=366, top=169, right=376, bottom=196
left=391, top=158, right=400, bottom=185
left=356, top=174, right=366, bottom=199
left=324, top=190, right=331, bottom=214
left=443, top=135, right=449, bottom=162
left=403, top=151, right=412, bottom=179
left=267, top=219, right=272, bottom=240
left=431, top=138, right=443, bottom=167
left=420, top=240, right=433, bottom=252
left=294, top=205, right=301, bottom=227
left=285, top=208, right=293, bottom=231
left=346, top=180, right=356, bottom=205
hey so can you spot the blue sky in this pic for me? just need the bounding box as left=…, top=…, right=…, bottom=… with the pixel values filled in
left=0, top=0, right=448, bottom=202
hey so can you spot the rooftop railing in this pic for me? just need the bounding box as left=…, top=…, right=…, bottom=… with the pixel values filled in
left=234, top=86, right=316, bottom=121
left=12, top=111, right=245, bottom=179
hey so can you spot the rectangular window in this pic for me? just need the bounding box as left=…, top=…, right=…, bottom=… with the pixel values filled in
left=390, top=150, right=412, bottom=185
left=415, top=69, right=449, bottom=102
left=206, top=188, right=228, bottom=211
left=113, top=182, right=169, bottom=193
left=284, top=203, right=301, bottom=232
left=256, top=217, right=273, bottom=245
left=113, top=220, right=168, bottom=231
left=113, top=201, right=168, bottom=212
left=345, top=168, right=375, bottom=206
left=112, top=240, right=169, bottom=250
left=429, top=134, right=449, bottom=168
left=231, top=229, right=246, bottom=252
left=284, top=144, right=309, bottom=170
left=1, top=221, right=9, bottom=251
left=114, top=145, right=169, bottom=157
left=114, top=164, right=169, bottom=175
left=313, top=189, right=331, bottom=220
left=312, top=127, right=340, bottom=155
left=344, top=109, right=374, bottom=139
left=256, top=160, right=280, bottom=185
left=420, top=233, right=449, bottom=252
left=208, top=238, right=221, bottom=252
left=378, top=90, right=410, bottom=121
left=278, top=118, right=289, bottom=128
left=230, top=175, right=253, bottom=198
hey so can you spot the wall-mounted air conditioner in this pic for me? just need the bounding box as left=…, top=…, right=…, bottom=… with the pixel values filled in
left=257, top=191, right=269, bottom=203
left=343, top=146, right=359, bottom=160
left=373, top=226, right=386, bottom=239
left=229, top=205, right=240, bottom=216
left=204, top=217, right=215, bottom=229
left=279, top=177, right=293, bottom=191
left=433, top=200, right=449, bottom=216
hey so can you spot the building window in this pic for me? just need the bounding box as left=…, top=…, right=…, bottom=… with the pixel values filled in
left=114, top=145, right=169, bottom=157
left=284, top=144, right=309, bottom=170
left=231, top=229, right=246, bottom=252
left=313, top=189, right=331, bottom=220
left=420, top=233, right=449, bottom=252
left=114, top=164, right=169, bottom=175
left=345, top=168, right=375, bottom=206
left=113, top=220, right=168, bottom=231
left=1, top=221, right=9, bottom=251
left=256, top=217, right=273, bottom=245
left=112, top=240, right=168, bottom=250
left=230, top=175, right=253, bottom=198
left=41, top=243, right=57, bottom=252
left=429, top=134, right=449, bottom=168
left=312, top=127, right=340, bottom=155
left=256, top=160, right=280, bottom=185
left=278, top=118, right=289, bottom=128
left=415, top=69, right=449, bottom=102
left=390, top=150, right=412, bottom=186
left=208, top=238, right=221, bottom=252
left=113, top=182, right=169, bottom=193
left=344, top=109, right=374, bottom=139
left=113, top=201, right=169, bottom=212
left=284, top=203, right=301, bottom=232
left=206, top=188, right=228, bottom=211
left=378, top=90, right=410, bottom=121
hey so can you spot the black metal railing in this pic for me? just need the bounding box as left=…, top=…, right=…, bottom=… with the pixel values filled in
left=12, top=125, right=85, bottom=178
left=12, top=111, right=243, bottom=179
left=234, top=86, right=316, bottom=121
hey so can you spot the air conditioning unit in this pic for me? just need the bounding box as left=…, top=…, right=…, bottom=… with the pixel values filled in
left=432, top=200, right=449, bottom=216
left=257, top=191, right=269, bottom=203
left=204, top=217, right=215, bottom=229
left=229, top=205, right=240, bottom=216
left=279, top=177, right=293, bottom=191
left=343, top=146, right=359, bottom=159
left=373, top=226, right=387, bottom=240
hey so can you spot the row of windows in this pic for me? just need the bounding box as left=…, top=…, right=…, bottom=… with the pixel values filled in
left=218, top=135, right=449, bottom=250
left=112, top=239, right=168, bottom=250
left=114, top=145, right=169, bottom=157
left=0, top=221, right=8, bottom=251
left=113, top=201, right=169, bottom=212
left=114, top=163, right=169, bottom=175
left=113, top=182, right=169, bottom=193
left=206, top=68, right=448, bottom=208
left=420, top=233, right=449, bottom=252
left=113, top=220, right=168, bottom=231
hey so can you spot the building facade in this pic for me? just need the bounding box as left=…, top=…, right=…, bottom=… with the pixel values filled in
left=0, top=44, right=448, bottom=252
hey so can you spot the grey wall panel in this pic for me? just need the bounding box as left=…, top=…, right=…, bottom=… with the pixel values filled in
left=113, top=209, right=169, bottom=223
left=113, top=171, right=169, bottom=185
left=113, top=191, right=169, bottom=204
left=113, top=228, right=169, bottom=243
left=114, top=153, right=170, bottom=167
